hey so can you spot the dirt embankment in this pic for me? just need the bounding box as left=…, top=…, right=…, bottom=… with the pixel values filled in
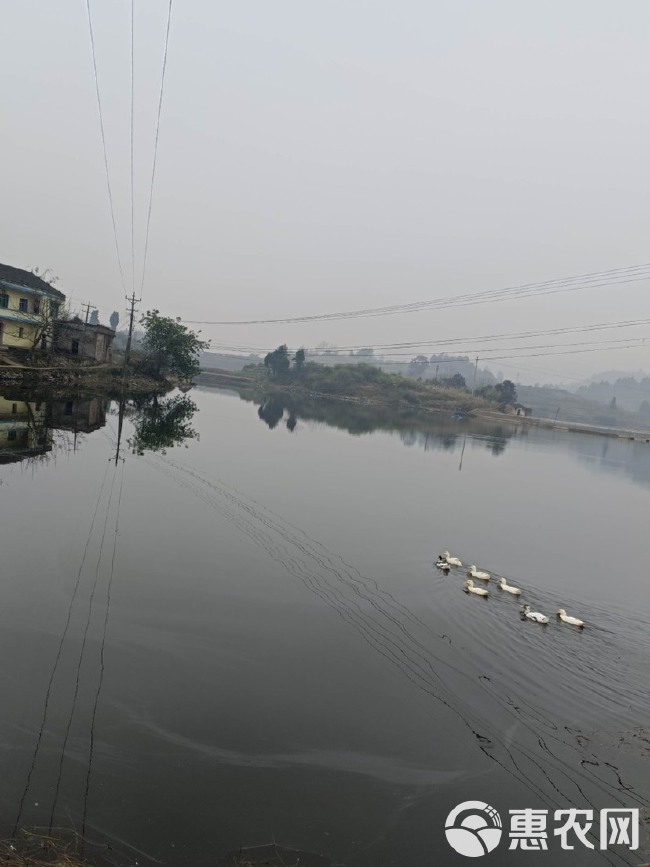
left=0, top=359, right=172, bottom=396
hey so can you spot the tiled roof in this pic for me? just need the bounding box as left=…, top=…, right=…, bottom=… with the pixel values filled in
left=0, top=263, right=66, bottom=300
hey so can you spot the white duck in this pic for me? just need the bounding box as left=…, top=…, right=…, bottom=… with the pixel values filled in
left=522, top=604, right=549, bottom=625
left=557, top=609, right=585, bottom=628
left=498, top=577, right=522, bottom=596
left=441, top=550, right=462, bottom=568
left=467, top=565, right=490, bottom=582
left=464, top=579, right=489, bottom=597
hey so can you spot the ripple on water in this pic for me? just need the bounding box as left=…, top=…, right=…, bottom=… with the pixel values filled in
left=427, top=566, right=650, bottom=734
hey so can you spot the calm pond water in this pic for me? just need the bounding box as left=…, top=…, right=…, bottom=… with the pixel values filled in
left=1, top=385, right=649, bottom=866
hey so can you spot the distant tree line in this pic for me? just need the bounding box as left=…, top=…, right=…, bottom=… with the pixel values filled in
left=253, top=345, right=521, bottom=411
left=263, top=344, right=305, bottom=378
left=476, top=379, right=518, bottom=405
left=577, top=376, right=650, bottom=416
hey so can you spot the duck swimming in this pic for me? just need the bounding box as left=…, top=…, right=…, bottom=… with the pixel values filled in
left=464, top=579, right=489, bottom=597
left=441, top=551, right=463, bottom=568
left=435, top=559, right=451, bottom=574
left=556, top=609, right=585, bottom=628
left=467, top=565, right=490, bottom=582
left=498, top=577, right=522, bottom=596
left=522, top=604, right=549, bottom=624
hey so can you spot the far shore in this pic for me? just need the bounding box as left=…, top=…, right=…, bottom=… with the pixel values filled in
left=197, top=367, right=650, bottom=443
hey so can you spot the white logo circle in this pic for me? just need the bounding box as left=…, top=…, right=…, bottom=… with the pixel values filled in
left=445, top=800, right=503, bottom=857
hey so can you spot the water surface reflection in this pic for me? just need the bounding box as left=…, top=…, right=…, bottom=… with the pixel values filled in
left=247, top=390, right=650, bottom=488
left=1, top=386, right=649, bottom=866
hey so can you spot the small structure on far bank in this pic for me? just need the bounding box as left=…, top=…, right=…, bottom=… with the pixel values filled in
left=54, top=316, right=115, bottom=362
left=502, top=402, right=532, bottom=417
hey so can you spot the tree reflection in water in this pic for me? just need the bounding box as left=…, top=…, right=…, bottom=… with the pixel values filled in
left=257, top=396, right=285, bottom=430
left=248, top=392, right=517, bottom=458
left=128, top=393, right=199, bottom=455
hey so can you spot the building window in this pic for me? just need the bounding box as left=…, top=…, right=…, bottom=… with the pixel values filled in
left=0, top=294, right=8, bottom=308
left=64, top=401, right=74, bottom=416
left=7, top=429, right=17, bottom=441
left=71, top=339, right=80, bottom=355
left=11, top=403, right=17, bottom=414
left=51, top=302, right=59, bottom=319
left=33, top=298, right=41, bottom=315
left=18, top=327, right=24, bottom=338
left=19, top=298, right=28, bottom=312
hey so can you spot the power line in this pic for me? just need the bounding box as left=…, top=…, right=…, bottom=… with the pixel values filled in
left=184, top=262, right=650, bottom=325
left=488, top=343, right=648, bottom=363
left=85, top=0, right=127, bottom=294
left=202, top=319, right=650, bottom=359
left=139, top=0, right=174, bottom=297
left=202, top=337, right=647, bottom=366
left=130, top=0, right=135, bottom=294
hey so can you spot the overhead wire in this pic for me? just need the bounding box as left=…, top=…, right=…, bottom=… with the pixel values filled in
left=205, top=335, right=647, bottom=362
left=85, top=1, right=173, bottom=301
left=85, top=0, right=127, bottom=294
left=139, top=0, right=174, bottom=298
left=183, top=263, right=650, bottom=325
left=130, top=0, right=135, bottom=294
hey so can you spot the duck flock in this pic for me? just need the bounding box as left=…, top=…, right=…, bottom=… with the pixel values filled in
left=436, top=551, right=585, bottom=628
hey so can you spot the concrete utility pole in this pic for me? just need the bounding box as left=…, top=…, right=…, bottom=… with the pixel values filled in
left=80, top=301, right=95, bottom=354
left=81, top=301, right=94, bottom=325
left=124, top=292, right=141, bottom=367
left=471, top=356, right=479, bottom=396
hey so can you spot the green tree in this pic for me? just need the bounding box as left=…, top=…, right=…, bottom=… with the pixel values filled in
left=264, top=344, right=291, bottom=379
left=443, top=373, right=467, bottom=390
left=89, top=309, right=99, bottom=325
left=408, top=355, right=430, bottom=378
left=495, top=379, right=517, bottom=404
left=294, top=347, right=306, bottom=370
left=110, top=310, right=120, bottom=330
left=139, top=310, right=209, bottom=380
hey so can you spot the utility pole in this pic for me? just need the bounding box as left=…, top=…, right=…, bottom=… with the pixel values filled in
left=124, top=292, right=141, bottom=367
left=81, top=301, right=94, bottom=325
left=471, top=356, right=479, bottom=396
left=80, top=301, right=94, bottom=355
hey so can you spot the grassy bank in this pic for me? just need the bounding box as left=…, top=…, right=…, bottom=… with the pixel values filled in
left=197, top=362, right=497, bottom=416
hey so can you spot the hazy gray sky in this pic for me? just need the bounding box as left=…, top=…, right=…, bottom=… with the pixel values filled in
left=2, top=1, right=649, bottom=382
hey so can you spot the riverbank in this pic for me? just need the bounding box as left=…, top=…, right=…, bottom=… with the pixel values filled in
left=0, top=833, right=329, bottom=867
left=196, top=365, right=495, bottom=415
left=198, top=367, right=650, bottom=443
left=0, top=358, right=177, bottom=397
